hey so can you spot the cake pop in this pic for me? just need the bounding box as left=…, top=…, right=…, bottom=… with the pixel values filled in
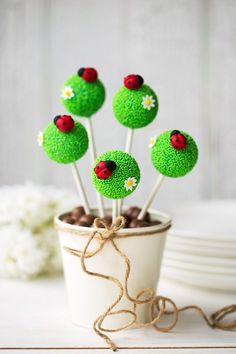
left=113, top=74, right=158, bottom=214
left=113, top=74, right=158, bottom=152
left=113, top=75, right=158, bottom=130
left=151, top=130, right=198, bottom=178
left=38, top=115, right=90, bottom=214
left=91, top=150, right=141, bottom=221
left=138, top=130, right=198, bottom=220
left=61, top=67, right=105, bottom=117
left=61, top=67, right=106, bottom=216
left=42, top=116, right=88, bottom=164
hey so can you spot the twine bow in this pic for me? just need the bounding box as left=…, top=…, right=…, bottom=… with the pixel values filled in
left=63, top=216, right=236, bottom=351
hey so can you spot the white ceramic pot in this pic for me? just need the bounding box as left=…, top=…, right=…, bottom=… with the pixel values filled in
left=55, top=209, right=171, bottom=329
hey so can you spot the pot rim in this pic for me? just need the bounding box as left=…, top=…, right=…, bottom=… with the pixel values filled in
left=54, top=208, right=171, bottom=236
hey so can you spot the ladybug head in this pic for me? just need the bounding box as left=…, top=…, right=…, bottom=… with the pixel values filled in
left=94, top=160, right=117, bottom=180
left=77, top=67, right=98, bottom=83
left=77, top=68, right=85, bottom=77
left=53, top=115, right=61, bottom=125
left=124, top=74, right=144, bottom=90
left=170, top=130, right=187, bottom=150
left=54, top=115, right=75, bottom=133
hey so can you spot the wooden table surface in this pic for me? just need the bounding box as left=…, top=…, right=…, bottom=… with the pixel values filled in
left=0, top=276, right=235, bottom=354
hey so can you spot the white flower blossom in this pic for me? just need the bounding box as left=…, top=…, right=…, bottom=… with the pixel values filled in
left=148, top=136, right=157, bottom=148
left=0, top=183, right=77, bottom=279
left=61, top=86, right=74, bottom=100
left=37, top=131, right=43, bottom=147
left=124, top=177, right=137, bottom=192
left=142, top=95, right=155, bottom=111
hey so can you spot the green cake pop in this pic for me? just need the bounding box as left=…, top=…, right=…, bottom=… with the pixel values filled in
left=61, top=67, right=105, bottom=117
left=138, top=130, right=198, bottom=220
left=61, top=67, right=106, bottom=217
left=91, top=150, right=140, bottom=200
left=151, top=130, right=198, bottom=177
left=40, top=115, right=89, bottom=164
left=113, top=74, right=158, bottom=129
left=113, top=74, right=158, bottom=215
left=38, top=115, right=90, bottom=214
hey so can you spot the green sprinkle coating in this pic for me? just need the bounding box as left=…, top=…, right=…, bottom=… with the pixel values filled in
left=151, top=131, right=198, bottom=178
left=113, top=84, right=158, bottom=129
left=61, top=74, right=105, bottom=117
left=91, top=150, right=141, bottom=199
left=42, top=121, right=88, bottom=164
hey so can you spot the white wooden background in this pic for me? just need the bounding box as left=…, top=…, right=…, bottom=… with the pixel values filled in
left=1, top=0, right=236, bottom=210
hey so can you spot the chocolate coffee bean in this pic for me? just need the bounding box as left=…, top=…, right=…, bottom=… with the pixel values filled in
left=65, top=205, right=161, bottom=229
left=129, top=219, right=150, bottom=228
left=75, top=220, right=90, bottom=227
left=96, top=215, right=112, bottom=228
left=71, top=206, right=85, bottom=219
left=79, top=214, right=96, bottom=226
left=143, top=212, right=150, bottom=222
left=103, top=215, right=112, bottom=224
left=61, top=215, right=76, bottom=224
left=124, top=206, right=150, bottom=222
left=121, top=214, right=131, bottom=227
left=124, top=206, right=140, bottom=218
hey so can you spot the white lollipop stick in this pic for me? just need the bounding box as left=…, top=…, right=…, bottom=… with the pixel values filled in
left=125, top=128, right=134, bottom=153
left=117, top=199, right=122, bottom=216
left=71, top=162, right=90, bottom=215
left=138, top=174, right=165, bottom=220
left=118, top=128, right=134, bottom=215
left=112, top=199, right=119, bottom=222
left=86, top=119, right=105, bottom=217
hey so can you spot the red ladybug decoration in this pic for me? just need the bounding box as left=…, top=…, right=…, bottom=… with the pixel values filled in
left=94, top=160, right=117, bottom=180
left=78, top=67, right=98, bottom=83
left=170, top=130, right=187, bottom=150
left=124, top=74, right=144, bottom=90
left=54, top=115, right=75, bottom=133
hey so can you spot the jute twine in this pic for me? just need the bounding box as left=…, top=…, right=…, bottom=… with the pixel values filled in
left=59, top=216, right=236, bottom=351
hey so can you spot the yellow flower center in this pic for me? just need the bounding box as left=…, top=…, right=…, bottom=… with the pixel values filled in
left=127, top=180, right=133, bottom=186
left=145, top=98, right=151, bottom=106
left=65, top=90, right=71, bottom=97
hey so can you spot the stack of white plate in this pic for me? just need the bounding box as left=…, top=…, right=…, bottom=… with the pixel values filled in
left=161, top=200, right=236, bottom=291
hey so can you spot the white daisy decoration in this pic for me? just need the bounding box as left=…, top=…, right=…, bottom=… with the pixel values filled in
left=37, top=131, right=43, bottom=147
left=61, top=86, right=74, bottom=100
left=142, top=95, right=155, bottom=111
left=148, top=136, right=157, bottom=148
left=124, top=177, right=137, bottom=192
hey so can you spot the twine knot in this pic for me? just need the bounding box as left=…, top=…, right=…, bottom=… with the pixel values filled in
left=93, top=216, right=126, bottom=241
